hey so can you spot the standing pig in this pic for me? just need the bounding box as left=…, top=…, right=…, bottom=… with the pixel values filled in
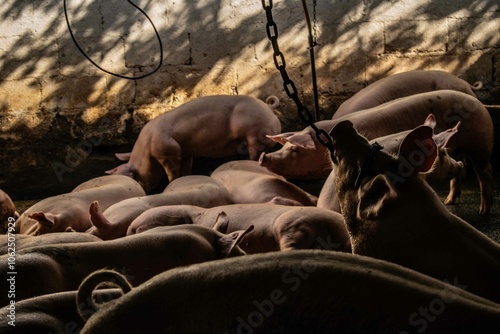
left=260, top=90, right=493, bottom=214
left=327, top=120, right=500, bottom=303
left=86, top=175, right=232, bottom=240
left=15, top=175, right=146, bottom=235
left=78, top=251, right=500, bottom=334
left=0, top=189, right=18, bottom=234
left=0, top=224, right=251, bottom=306
left=127, top=203, right=351, bottom=254
left=211, top=160, right=317, bottom=206
left=106, top=95, right=281, bottom=193
left=333, top=70, right=479, bottom=119
left=317, top=116, right=464, bottom=213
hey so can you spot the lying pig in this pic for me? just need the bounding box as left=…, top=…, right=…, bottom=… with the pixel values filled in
left=78, top=251, right=500, bottom=334
left=0, top=189, right=18, bottom=234
left=106, top=95, right=282, bottom=193
left=0, top=224, right=251, bottom=306
left=260, top=90, right=493, bottom=214
left=328, top=120, right=500, bottom=303
left=211, top=160, right=317, bottom=206
left=15, top=175, right=145, bottom=235
left=317, top=116, right=464, bottom=213
left=0, top=288, right=123, bottom=334
left=0, top=232, right=101, bottom=255
left=333, top=70, right=478, bottom=119
left=86, top=175, right=232, bottom=240
left=127, top=203, right=351, bottom=254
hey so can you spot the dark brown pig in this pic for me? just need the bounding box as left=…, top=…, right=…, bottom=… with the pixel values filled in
left=78, top=251, right=500, bottom=334
left=106, top=95, right=281, bottom=193
left=328, top=120, right=500, bottom=303
left=15, top=175, right=146, bottom=235
left=211, top=160, right=317, bottom=206
left=86, top=175, right=232, bottom=240
left=333, top=70, right=478, bottom=119
left=127, top=203, right=350, bottom=254
left=0, top=189, right=18, bottom=234
left=260, top=90, right=493, bottom=214
left=0, top=224, right=251, bottom=306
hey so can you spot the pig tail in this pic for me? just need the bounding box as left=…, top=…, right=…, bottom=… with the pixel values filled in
left=77, top=269, right=133, bottom=321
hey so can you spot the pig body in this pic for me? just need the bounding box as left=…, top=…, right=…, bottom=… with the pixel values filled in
left=211, top=160, right=317, bottom=206
left=0, top=189, right=17, bottom=234
left=333, top=70, right=477, bottom=119
left=15, top=175, right=145, bottom=235
left=0, top=289, right=123, bottom=334
left=86, top=175, right=232, bottom=240
left=328, top=120, right=500, bottom=303
left=260, top=90, right=493, bottom=214
left=79, top=251, right=500, bottom=334
left=0, top=224, right=250, bottom=306
left=107, top=95, right=281, bottom=193
left=0, top=232, right=101, bottom=255
left=127, top=203, right=351, bottom=254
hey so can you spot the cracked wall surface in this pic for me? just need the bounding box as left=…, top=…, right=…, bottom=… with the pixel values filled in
left=0, top=0, right=499, bottom=198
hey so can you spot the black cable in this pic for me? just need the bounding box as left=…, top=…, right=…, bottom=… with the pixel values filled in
left=63, top=0, right=163, bottom=80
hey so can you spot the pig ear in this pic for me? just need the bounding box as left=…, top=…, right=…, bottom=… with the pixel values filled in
left=433, top=122, right=460, bottom=149
left=89, top=201, right=111, bottom=229
left=218, top=225, right=254, bottom=257
left=266, top=132, right=296, bottom=146
left=357, top=174, right=398, bottom=220
left=286, top=133, right=316, bottom=150
left=213, top=211, right=229, bottom=233
left=397, top=125, right=437, bottom=174
left=423, top=114, right=437, bottom=129
left=28, top=212, right=56, bottom=227
left=115, top=152, right=131, bottom=161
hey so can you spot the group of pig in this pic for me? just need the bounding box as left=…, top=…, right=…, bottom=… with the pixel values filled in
left=1, top=70, right=499, bottom=333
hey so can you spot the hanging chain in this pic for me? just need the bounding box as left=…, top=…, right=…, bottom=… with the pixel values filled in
left=261, top=1, right=333, bottom=152
left=312, top=0, right=318, bottom=46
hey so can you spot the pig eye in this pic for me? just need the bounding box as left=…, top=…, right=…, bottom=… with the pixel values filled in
left=289, top=146, right=299, bottom=153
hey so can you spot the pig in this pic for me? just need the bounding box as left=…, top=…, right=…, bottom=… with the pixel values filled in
left=0, top=189, right=18, bottom=234
left=106, top=95, right=282, bottom=193
left=260, top=90, right=494, bottom=214
left=14, top=175, right=146, bottom=235
left=78, top=251, right=500, bottom=334
left=211, top=160, right=317, bottom=206
left=0, top=232, right=101, bottom=255
left=0, top=224, right=251, bottom=306
left=317, top=116, right=464, bottom=213
left=327, top=120, right=500, bottom=303
left=127, top=203, right=351, bottom=254
left=86, top=175, right=232, bottom=240
left=333, top=70, right=479, bottom=119
left=0, top=288, right=123, bottom=334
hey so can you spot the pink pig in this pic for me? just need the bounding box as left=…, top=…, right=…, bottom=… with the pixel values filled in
left=333, top=70, right=478, bottom=119
left=106, top=95, right=281, bottom=193
left=211, top=160, right=317, bottom=206
left=260, top=90, right=493, bottom=214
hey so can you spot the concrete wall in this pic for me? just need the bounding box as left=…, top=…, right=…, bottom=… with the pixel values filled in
left=0, top=0, right=499, bottom=198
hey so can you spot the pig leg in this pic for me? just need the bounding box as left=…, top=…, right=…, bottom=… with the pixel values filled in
left=151, top=139, right=182, bottom=183
left=472, top=160, right=493, bottom=215
left=444, top=159, right=464, bottom=205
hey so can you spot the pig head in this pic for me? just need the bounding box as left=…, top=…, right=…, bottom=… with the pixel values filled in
left=328, top=120, right=500, bottom=303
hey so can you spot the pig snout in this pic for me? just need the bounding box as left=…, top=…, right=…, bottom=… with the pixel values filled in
left=258, top=152, right=268, bottom=167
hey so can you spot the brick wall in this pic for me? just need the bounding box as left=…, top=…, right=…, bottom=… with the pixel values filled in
left=0, top=0, right=498, bottom=198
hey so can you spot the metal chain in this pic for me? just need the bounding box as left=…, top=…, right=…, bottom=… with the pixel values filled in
left=261, top=0, right=334, bottom=152
left=312, top=0, right=318, bottom=45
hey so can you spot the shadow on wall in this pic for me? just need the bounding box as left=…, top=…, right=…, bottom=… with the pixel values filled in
left=0, top=0, right=498, bottom=199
